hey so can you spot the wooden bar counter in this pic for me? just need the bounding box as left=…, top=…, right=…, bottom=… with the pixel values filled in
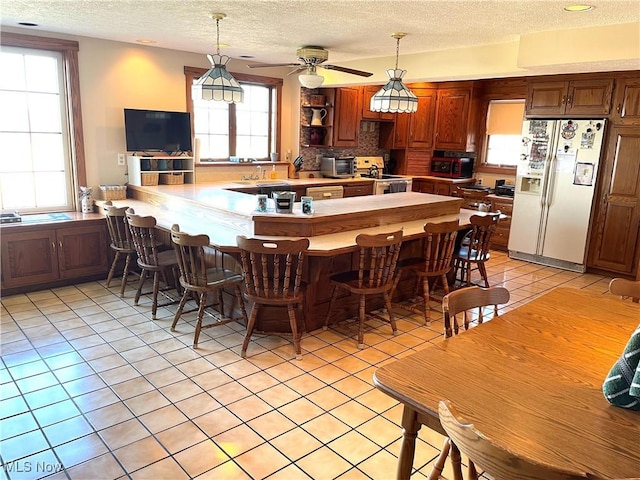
left=110, top=183, right=468, bottom=334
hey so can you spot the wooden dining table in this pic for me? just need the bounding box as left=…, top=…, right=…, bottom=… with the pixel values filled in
left=373, top=287, right=640, bottom=479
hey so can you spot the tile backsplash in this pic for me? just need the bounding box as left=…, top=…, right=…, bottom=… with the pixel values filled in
left=299, top=121, right=389, bottom=171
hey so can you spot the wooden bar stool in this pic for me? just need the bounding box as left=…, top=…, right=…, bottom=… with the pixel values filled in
left=455, top=186, right=490, bottom=210
left=391, top=221, right=459, bottom=325
left=325, top=230, right=403, bottom=349
left=126, top=209, right=180, bottom=320
left=452, top=214, right=499, bottom=288
left=170, top=225, right=248, bottom=347
left=103, top=201, right=136, bottom=297
left=236, top=236, right=309, bottom=360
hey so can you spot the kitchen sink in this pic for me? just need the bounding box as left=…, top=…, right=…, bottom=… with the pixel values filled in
left=232, top=181, right=290, bottom=187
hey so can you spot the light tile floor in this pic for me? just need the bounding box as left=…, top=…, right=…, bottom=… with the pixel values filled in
left=1, top=252, right=616, bottom=480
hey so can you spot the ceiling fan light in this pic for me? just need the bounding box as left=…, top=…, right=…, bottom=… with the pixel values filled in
left=193, top=54, right=244, bottom=103
left=299, top=72, right=324, bottom=89
left=370, top=69, right=418, bottom=113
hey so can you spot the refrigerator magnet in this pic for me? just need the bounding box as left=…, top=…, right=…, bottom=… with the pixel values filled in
left=574, top=162, right=594, bottom=186
left=561, top=120, right=578, bottom=139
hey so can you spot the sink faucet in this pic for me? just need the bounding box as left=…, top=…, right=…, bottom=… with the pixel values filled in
left=241, top=167, right=263, bottom=181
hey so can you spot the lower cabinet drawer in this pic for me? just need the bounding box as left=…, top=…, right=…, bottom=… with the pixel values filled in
left=343, top=184, right=373, bottom=197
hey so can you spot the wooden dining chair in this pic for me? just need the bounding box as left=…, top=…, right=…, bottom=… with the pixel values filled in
left=609, top=278, right=640, bottom=303
left=170, top=225, right=248, bottom=347
left=325, top=230, right=403, bottom=349
left=437, top=400, right=599, bottom=480
left=452, top=214, right=500, bottom=288
left=236, top=235, right=309, bottom=360
left=103, top=201, right=136, bottom=297
left=126, top=209, right=180, bottom=319
left=391, top=221, right=459, bottom=325
left=442, top=285, right=510, bottom=337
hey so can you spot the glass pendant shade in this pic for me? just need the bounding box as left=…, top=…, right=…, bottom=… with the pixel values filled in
left=193, top=13, right=243, bottom=103
left=193, top=54, right=244, bottom=103
left=370, top=33, right=417, bottom=113
left=370, top=69, right=418, bottom=113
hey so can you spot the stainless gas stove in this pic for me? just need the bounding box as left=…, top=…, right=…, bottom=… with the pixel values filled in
left=354, top=157, right=412, bottom=194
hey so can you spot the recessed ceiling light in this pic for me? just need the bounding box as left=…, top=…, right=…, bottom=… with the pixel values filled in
left=136, top=39, right=156, bottom=44
left=239, top=55, right=254, bottom=59
left=564, top=4, right=594, bottom=12
left=18, top=22, right=38, bottom=27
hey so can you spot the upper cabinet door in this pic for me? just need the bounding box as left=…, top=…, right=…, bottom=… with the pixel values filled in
left=526, top=81, right=569, bottom=116
left=565, top=79, right=614, bottom=116
left=612, top=78, right=640, bottom=125
left=408, top=88, right=437, bottom=149
left=526, top=79, right=614, bottom=117
left=333, top=86, right=361, bottom=147
left=361, top=85, right=380, bottom=120
left=361, top=85, right=395, bottom=121
left=392, top=112, right=409, bottom=148
left=434, top=87, right=471, bottom=150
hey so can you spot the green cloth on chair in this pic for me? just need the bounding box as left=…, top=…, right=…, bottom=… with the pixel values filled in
left=602, top=324, right=640, bottom=410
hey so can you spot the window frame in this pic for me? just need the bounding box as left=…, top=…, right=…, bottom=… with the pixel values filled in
left=184, top=66, right=282, bottom=161
left=1, top=32, right=87, bottom=210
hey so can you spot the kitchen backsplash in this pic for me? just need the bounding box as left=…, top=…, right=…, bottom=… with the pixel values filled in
left=299, top=121, right=388, bottom=171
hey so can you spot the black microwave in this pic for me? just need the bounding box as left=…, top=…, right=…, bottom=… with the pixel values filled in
left=430, top=157, right=474, bottom=178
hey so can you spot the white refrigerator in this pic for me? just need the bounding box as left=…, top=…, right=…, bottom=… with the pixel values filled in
left=508, top=118, right=606, bottom=272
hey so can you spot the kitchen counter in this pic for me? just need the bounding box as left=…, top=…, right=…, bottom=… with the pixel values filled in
left=125, top=183, right=463, bottom=241
left=107, top=182, right=472, bottom=332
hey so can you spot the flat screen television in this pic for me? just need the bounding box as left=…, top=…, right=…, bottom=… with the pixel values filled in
left=124, top=108, right=192, bottom=154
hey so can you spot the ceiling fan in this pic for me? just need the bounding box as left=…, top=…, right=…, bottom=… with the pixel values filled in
left=247, top=46, right=373, bottom=88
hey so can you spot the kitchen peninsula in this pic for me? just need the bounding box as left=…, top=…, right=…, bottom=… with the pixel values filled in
left=119, top=182, right=465, bottom=333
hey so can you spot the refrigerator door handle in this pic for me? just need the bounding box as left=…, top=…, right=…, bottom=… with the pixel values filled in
left=539, top=140, right=556, bottom=208
left=546, top=154, right=558, bottom=207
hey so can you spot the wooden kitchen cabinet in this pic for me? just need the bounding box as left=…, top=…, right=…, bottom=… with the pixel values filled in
left=408, top=87, right=437, bottom=149
left=525, top=78, right=614, bottom=117
left=379, top=87, right=437, bottom=150
left=361, top=85, right=395, bottom=121
left=1, top=220, right=109, bottom=291
left=489, top=195, right=513, bottom=250
left=434, top=85, right=474, bottom=151
left=412, top=177, right=475, bottom=196
left=332, top=86, right=361, bottom=147
left=342, top=182, right=374, bottom=197
left=587, top=125, right=640, bottom=277
left=611, top=77, right=640, bottom=125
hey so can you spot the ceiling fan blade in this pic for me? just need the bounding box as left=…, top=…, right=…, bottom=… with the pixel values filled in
left=321, top=64, right=373, bottom=77
left=287, top=67, right=307, bottom=76
left=247, top=62, right=301, bottom=69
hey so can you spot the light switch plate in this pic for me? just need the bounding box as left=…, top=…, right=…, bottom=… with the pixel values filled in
left=117, top=154, right=125, bottom=166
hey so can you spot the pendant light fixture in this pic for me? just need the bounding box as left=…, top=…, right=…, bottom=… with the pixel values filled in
left=192, top=13, right=244, bottom=103
left=370, top=33, right=417, bottom=113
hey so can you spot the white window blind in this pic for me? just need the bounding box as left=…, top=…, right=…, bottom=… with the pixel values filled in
left=484, top=100, right=525, bottom=167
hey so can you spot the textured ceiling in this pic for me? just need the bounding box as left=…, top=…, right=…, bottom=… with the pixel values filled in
left=2, top=0, right=639, bottom=67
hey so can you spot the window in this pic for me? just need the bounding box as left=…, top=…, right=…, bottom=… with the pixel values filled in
left=0, top=33, right=85, bottom=214
left=482, top=100, right=525, bottom=170
left=185, top=67, right=281, bottom=161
